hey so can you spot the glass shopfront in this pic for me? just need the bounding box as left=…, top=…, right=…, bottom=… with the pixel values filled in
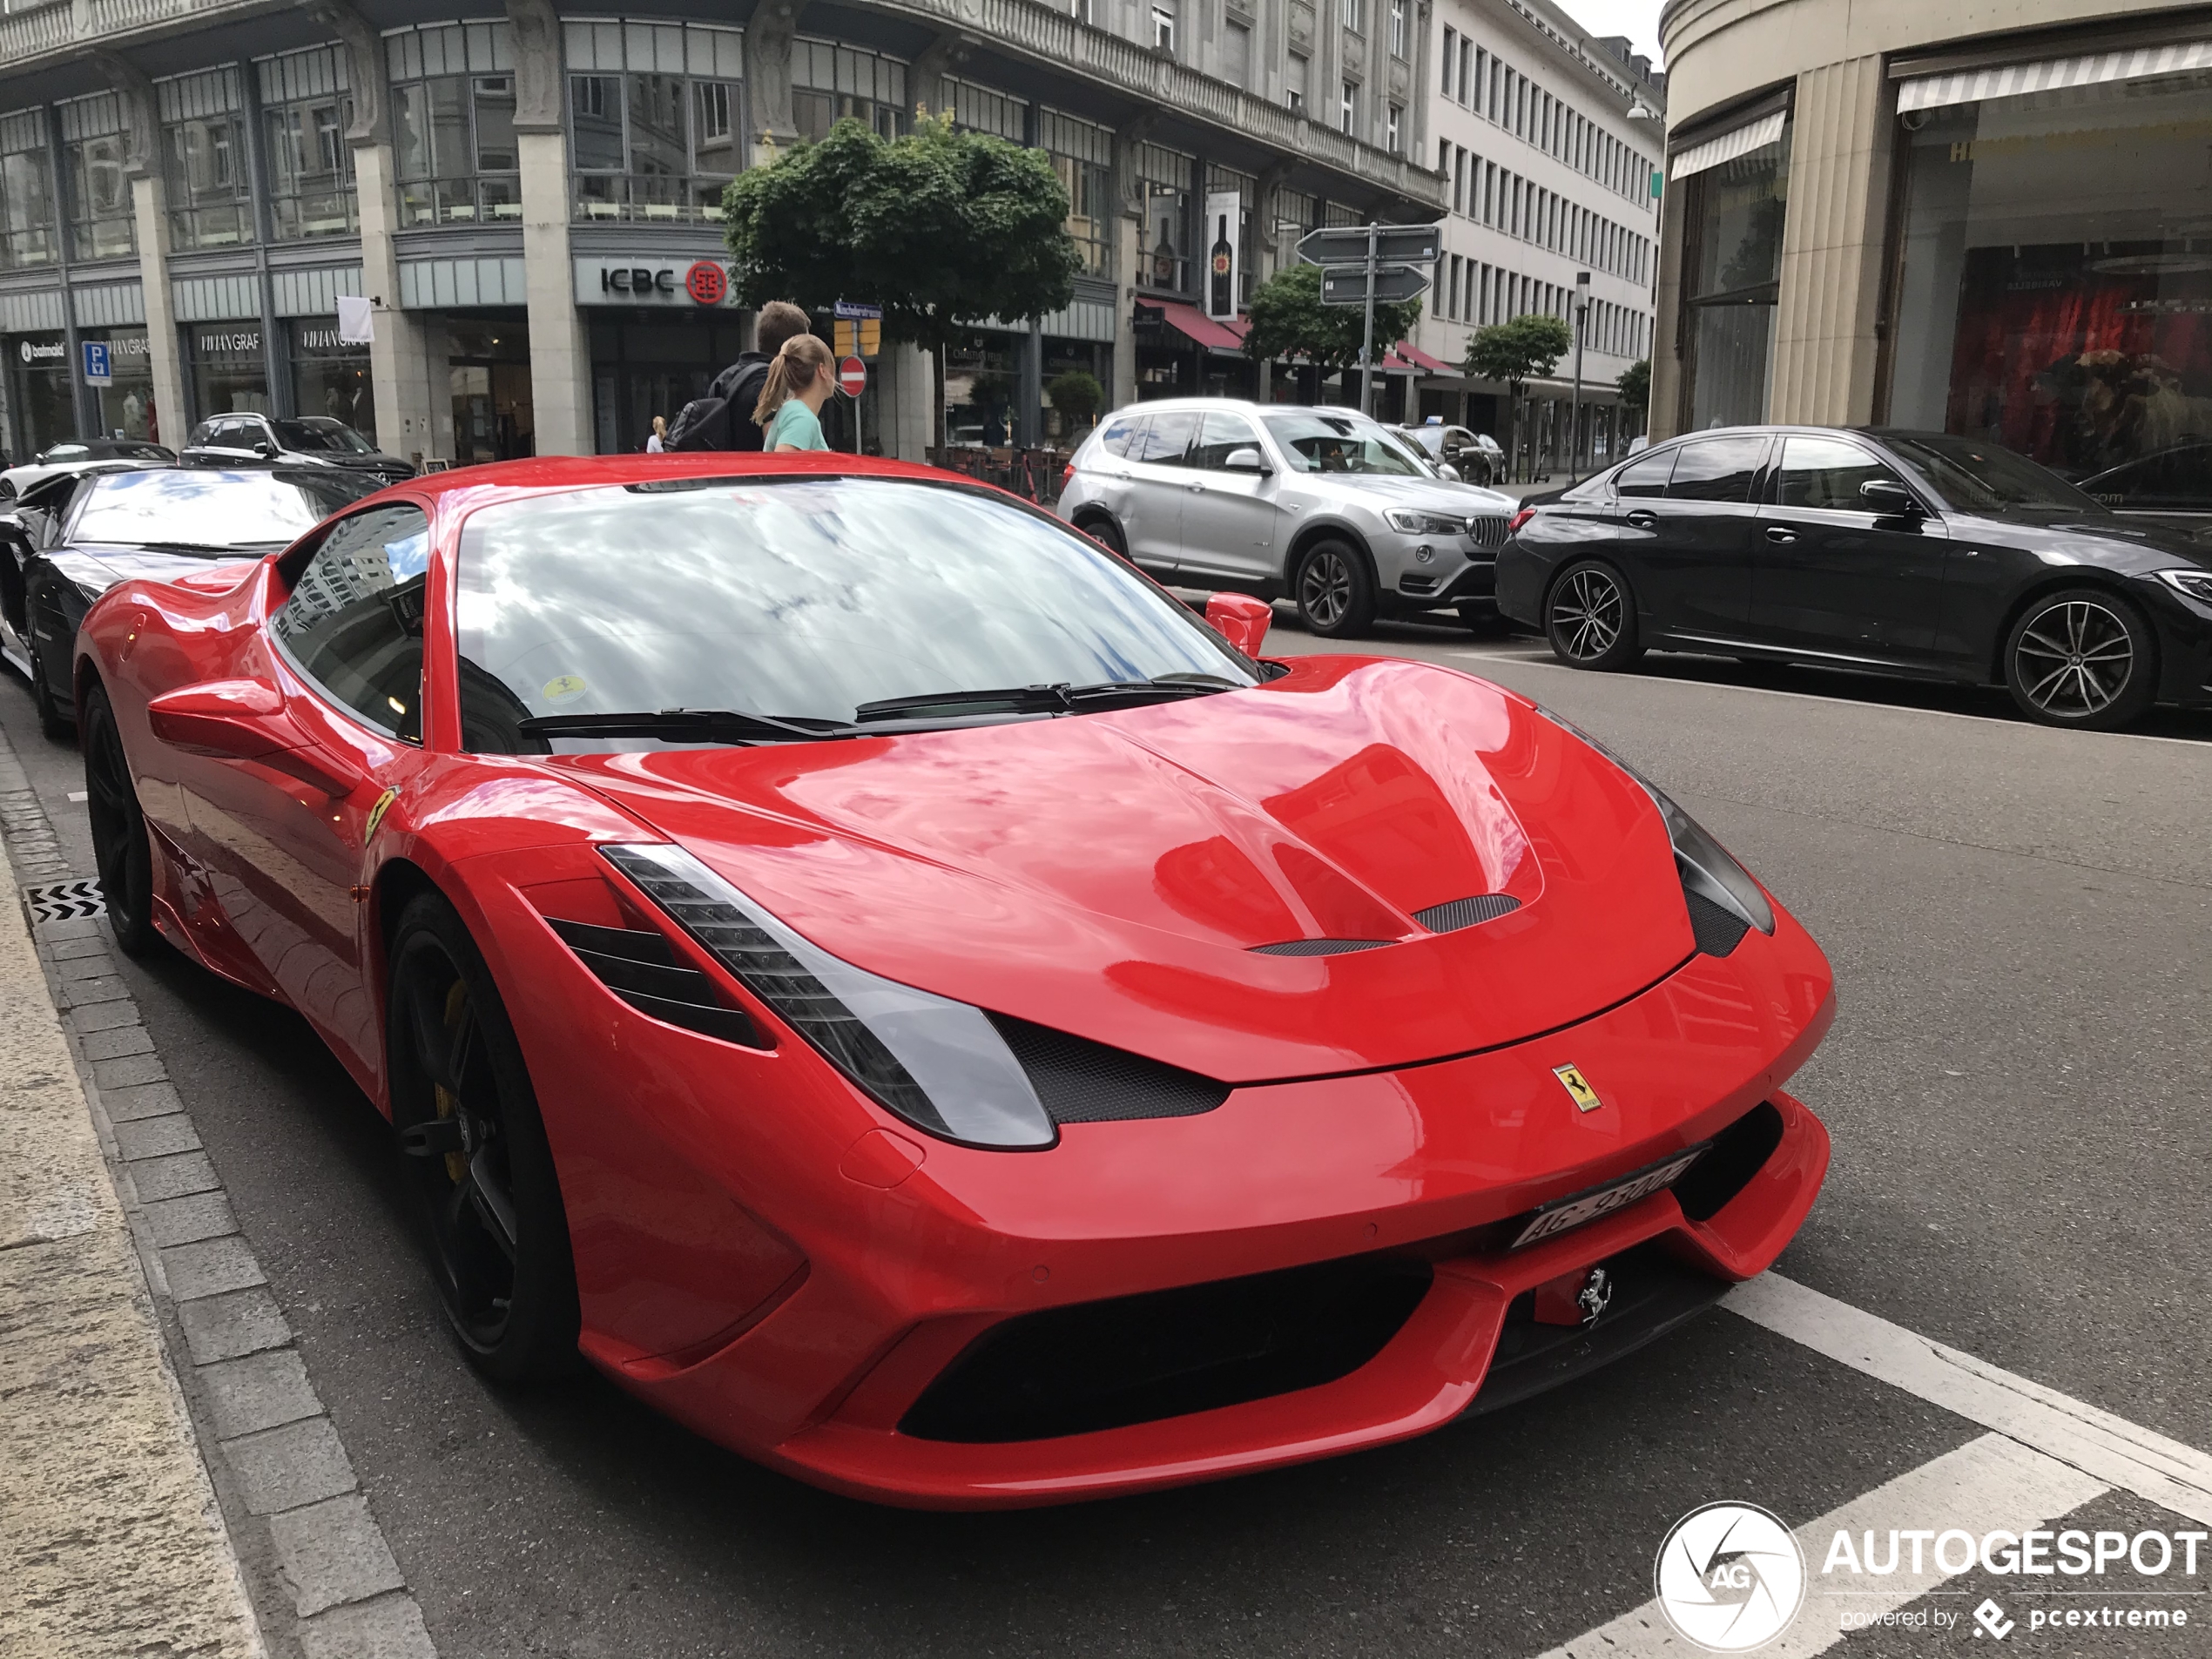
left=1676, top=117, right=1791, bottom=430
left=1888, top=68, right=2212, bottom=496
left=84, top=327, right=157, bottom=442
left=186, top=325, right=270, bottom=418
left=587, top=310, right=745, bottom=454
left=449, top=317, right=533, bottom=462
left=6, top=331, right=73, bottom=456
left=289, top=318, right=374, bottom=445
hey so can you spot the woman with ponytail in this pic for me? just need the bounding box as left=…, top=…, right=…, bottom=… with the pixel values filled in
left=752, top=333, right=835, bottom=452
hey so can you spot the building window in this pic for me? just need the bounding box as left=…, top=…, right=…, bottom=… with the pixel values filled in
left=793, top=38, right=907, bottom=142
left=1339, top=80, right=1357, bottom=137
left=1342, top=0, right=1364, bottom=34
left=260, top=48, right=356, bottom=241
left=1388, top=0, right=1406, bottom=58
left=1136, top=140, right=1193, bottom=292
left=565, top=21, right=746, bottom=224
left=1223, top=19, right=1251, bottom=88
left=59, top=93, right=134, bottom=262
left=159, top=69, right=252, bottom=252
left=1151, top=3, right=1175, bottom=51
left=1385, top=102, right=1401, bottom=154
left=1285, top=51, right=1308, bottom=114
left=1440, top=27, right=1455, bottom=96
left=0, top=109, right=57, bottom=272
left=1677, top=112, right=1791, bottom=429
left=390, top=24, right=520, bottom=227
left=1041, top=106, right=1115, bottom=280
left=1888, top=65, right=2212, bottom=493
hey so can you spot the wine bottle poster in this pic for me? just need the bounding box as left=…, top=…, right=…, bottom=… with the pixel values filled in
left=1203, top=188, right=1243, bottom=321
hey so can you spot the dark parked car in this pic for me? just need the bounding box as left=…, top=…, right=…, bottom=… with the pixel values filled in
left=17, top=467, right=383, bottom=735
left=182, top=412, right=413, bottom=485
left=2080, top=441, right=2212, bottom=545
left=1497, top=427, right=2212, bottom=729
left=1396, top=421, right=1504, bottom=486
left=0, top=461, right=171, bottom=680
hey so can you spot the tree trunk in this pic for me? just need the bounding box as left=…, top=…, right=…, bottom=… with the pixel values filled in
left=1503, top=384, right=1521, bottom=484
left=931, top=341, right=948, bottom=466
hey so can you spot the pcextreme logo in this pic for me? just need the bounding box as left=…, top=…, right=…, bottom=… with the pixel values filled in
left=1654, top=1503, right=1807, bottom=1651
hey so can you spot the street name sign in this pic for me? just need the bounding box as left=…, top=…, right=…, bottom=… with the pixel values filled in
left=1320, top=263, right=1431, bottom=306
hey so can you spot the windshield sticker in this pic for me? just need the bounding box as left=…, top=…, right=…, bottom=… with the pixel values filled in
left=542, top=674, right=589, bottom=703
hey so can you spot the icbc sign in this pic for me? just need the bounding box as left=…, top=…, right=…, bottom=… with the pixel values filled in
left=587, top=260, right=735, bottom=307
left=685, top=260, right=727, bottom=306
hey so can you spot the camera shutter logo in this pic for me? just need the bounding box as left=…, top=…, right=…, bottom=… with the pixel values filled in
left=1654, top=1502, right=1806, bottom=1651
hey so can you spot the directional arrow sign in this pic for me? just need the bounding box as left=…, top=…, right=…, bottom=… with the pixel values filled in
left=1320, top=262, right=1431, bottom=306
left=1298, top=223, right=1443, bottom=266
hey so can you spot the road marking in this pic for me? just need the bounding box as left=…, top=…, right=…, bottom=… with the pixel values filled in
left=1538, top=1433, right=2108, bottom=1658
left=1728, top=1274, right=2212, bottom=1527
left=66, top=790, right=87, bottom=802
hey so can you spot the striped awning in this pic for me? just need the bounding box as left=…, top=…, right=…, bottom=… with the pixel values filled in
left=1669, top=110, right=1785, bottom=181
left=1898, top=37, right=2212, bottom=112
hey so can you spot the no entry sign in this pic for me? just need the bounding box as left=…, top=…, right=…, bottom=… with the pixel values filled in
left=837, top=355, right=867, bottom=397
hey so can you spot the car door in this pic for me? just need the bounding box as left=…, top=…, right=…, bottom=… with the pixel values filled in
left=1074, top=411, right=1147, bottom=555
left=1751, top=435, right=1951, bottom=663
left=1116, top=409, right=1199, bottom=574
left=179, top=502, right=435, bottom=1074
left=1632, top=433, right=1770, bottom=637
left=1177, top=409, right=1279, bottom=586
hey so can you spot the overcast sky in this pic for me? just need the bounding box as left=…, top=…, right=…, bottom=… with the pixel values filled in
left=1557, top=0, right=1665, bottom=66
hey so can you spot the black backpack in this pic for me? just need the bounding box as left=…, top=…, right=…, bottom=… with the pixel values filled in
left=666, top=358, right=771, bottom=452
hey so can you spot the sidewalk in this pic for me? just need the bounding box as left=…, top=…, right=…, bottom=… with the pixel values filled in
left=0, top=766, right=263, bottom=1654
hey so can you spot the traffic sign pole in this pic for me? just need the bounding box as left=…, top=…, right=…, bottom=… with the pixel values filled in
left=1359, top=224, right=1377, bottom=421
left=836, top=355, right=867, bottom=454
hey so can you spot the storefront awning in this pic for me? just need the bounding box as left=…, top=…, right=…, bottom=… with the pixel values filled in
left=1897, top=36, right=2212, bottom=112
left=1150, top=300, right=1247, bottom=352
left=1386, top=341, right=1451, bottom=374
left=1669, top=110, right=1785, bottom=181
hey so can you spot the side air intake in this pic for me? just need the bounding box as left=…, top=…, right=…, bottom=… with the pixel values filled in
left=1683, top=889, right=1750, bottom=957
left=546, top=916, right=768, bottom=1049
left=1413, top=894, right=1521, bottom=932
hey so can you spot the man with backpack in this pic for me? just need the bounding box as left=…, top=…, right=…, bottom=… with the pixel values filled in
left=664, top=300, right=813, bottom=452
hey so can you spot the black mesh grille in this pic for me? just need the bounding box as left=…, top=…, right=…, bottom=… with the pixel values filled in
left=547, top=916, right=767, bottom=1049
left=1413, top=894, right=1522, bottom=932
left=1249, top=938, right=1393, bottom=957
left=900, top=1253, right=1434, bottom=1442
left=988, top=1015, right=1231, bottom=1124
left=1683, top=889, right=1750, bottom=957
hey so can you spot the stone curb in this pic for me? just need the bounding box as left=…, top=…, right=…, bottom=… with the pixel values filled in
left=0, top=730, right=436, bottom=1659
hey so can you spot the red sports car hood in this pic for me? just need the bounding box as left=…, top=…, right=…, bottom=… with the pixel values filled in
left=540, top=657, right=1700, bottom=1082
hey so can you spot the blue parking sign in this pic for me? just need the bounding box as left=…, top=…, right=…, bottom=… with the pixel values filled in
left=82, top=340, right=111, bottom=385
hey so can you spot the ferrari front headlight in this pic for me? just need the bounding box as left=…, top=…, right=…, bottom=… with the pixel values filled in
left=600, top=842, right=1056, bottom=1150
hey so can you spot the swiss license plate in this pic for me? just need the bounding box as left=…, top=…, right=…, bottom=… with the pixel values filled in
left=1510, top=1146, right=1708, bottom=1250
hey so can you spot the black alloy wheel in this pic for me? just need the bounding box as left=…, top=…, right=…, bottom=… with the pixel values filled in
left=2003, top=588, right=2157, bottom=730
left=388, top=893, right=578, bottom=1384
left=1545, top=558, right=1644, bottom=671
left=81, top=685, right=157, bottom=957
left=30, top=638, right=71, bottom=740
left=1295, top=538, right=1377, bottom=637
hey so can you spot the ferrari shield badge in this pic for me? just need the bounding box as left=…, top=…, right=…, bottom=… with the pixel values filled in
left=364, top=786, right=400, bottom=845
left=1552, top=1064, right=1602, bottom=1113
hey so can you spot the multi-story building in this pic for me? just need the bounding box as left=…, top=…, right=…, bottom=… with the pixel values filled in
left=0, top=0, right=1440, bottom=467
left=1411, top=0, right=1662, bottom=471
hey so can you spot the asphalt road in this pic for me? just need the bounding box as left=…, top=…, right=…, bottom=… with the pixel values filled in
left=5, top=624, right=2209, bottom=1659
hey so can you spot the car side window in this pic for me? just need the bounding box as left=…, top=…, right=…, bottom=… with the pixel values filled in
left=1189, top=412, right=1263, bottom=469
left=1774, top=437, right=1905, bottom=512
left=1614, top=450, right=1675, bottom=498
left=1667, top=436, right=1767, bottom=503
left=1096, top=415, right=1146, bottom=460
left=1130, top=411, right=1198, bottom=467
left=268, top=504, right=432, bottom=743
left=2097, top=446, right=2212, bottom=510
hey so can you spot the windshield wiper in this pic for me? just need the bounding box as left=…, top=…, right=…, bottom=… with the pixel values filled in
left=853, top=678, right=1236, bottom=723
left=516, top=708, right=861, bottom=745
left=130, top=540, right=288, bottom=556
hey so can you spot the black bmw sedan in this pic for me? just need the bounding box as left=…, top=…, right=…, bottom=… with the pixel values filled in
left=1496, top=428, right=2212, bottom=730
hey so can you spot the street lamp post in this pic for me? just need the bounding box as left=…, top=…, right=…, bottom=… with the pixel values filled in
left=1569, top=269, right=1591, bottom=483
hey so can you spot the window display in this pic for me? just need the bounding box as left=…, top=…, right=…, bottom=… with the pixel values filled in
left=1675, top=116, right=1790, bottom=430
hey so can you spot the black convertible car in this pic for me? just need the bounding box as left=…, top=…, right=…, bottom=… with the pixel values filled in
left=10, top=467, right=380, bottom=736
left=1497, top=427, right=2212, bottom=729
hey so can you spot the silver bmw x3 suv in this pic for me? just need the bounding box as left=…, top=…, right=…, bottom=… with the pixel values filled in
left=1057, top=399, right=1518, bottom=637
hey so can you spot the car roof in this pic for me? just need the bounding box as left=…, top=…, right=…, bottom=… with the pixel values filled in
left=330, top=451, right=1003, bottom=512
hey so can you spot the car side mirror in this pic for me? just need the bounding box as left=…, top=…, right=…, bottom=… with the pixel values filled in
left=1204, top=591, right=1273, bottom=658
left=147, top=678, right=361, bottom=796
left=253, top=440, right=278, bottom=459
left=1437, top=462, right=1462, bottom=482
left=1860, top=478, right=1920, bottom=514
left=1223, top=446, right=1270, bottom=475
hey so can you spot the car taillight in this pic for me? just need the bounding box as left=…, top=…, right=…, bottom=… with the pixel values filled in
left=1507, top=508, right=1536, bottom=535
left=1061, top=462, right=1076, bottom=487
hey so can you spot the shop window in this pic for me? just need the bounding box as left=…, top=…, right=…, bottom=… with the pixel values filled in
left=260, top=48, right=356, bottom=240
left=565, top=20, right=745, bottom=223
left=291, top=318, right=375, bottom=447
left=1675, top=112, right=1791, bottom=430
left=84, top=329, right=157, bottom=442
left=1135, top=141, right=1192, bottom=293
left=391, top=23, right=522, bottom=226
left=59, top=94, right=135, bottom=262
left=1887, top=67, right=2212, bottom=501
left=159, top=69, right=252, bottom=252
left=0, top=109, right=56, bottom=272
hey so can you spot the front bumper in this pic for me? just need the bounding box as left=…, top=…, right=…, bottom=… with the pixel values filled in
left=501, top=894, right=1835, bottom=1509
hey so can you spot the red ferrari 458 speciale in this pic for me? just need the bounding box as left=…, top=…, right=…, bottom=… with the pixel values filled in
left=72, top=453, right=1832, bottom=1508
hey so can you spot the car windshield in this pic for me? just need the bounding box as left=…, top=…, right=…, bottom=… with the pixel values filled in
left=1263, top=412, right=1426, bottom=475
left=1884, top=435, right=2105, bottom=515
left=72, top=469, right=379, bottom=550
left=455, top=476, right=1261, bottom=752
left=273, top=418, right=375, bottom=455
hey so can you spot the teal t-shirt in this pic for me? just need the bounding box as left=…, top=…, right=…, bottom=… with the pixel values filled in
left=762, top=399, right=827, bottom=451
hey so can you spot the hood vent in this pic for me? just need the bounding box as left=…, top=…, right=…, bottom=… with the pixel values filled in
left=545, top=916, right=769, bottom=1049
left=1249, top=938, right=1393, bottom=957
left=988, top=1014, right=1231, bottom=1124
left=1413, top=894, right=1521, bottom=932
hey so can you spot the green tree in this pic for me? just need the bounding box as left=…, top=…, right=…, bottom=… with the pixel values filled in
left=1244, top=263, right=1425, bottom=401
left=1046, top=368, right=1104, bottom=433
left=724, top=114, right=1081, bottom=457
left=1616, top=357, right=1651, bottom=416
left=1464, top=313, right=1572, bottom=479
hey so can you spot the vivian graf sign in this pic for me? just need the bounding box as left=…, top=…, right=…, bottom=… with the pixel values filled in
left=574, top=257, right=742, bottom=308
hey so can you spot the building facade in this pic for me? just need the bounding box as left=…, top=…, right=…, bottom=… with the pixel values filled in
left=1411, top=0, right=1662, bottom=471
left=1654, top=0, right=2212, bottom=502
left=0, top=0, right=1441, bottom=466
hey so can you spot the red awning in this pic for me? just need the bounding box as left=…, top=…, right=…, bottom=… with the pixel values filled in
left=1152, top=300, right=1247, bottom=352
left=1383, top=340, right=1451, bottom=374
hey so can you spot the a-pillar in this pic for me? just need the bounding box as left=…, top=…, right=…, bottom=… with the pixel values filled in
left=509, top=0, right=592, bottom=454
left=98, top=54, right=186, bottom=448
